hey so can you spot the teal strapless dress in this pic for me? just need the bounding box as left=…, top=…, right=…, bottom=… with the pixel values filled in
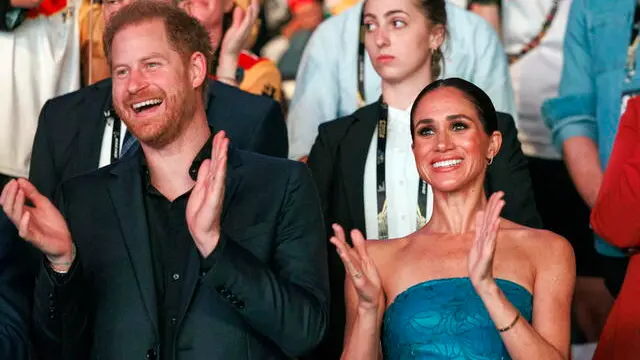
left=382, top=277, right=533, bottom=360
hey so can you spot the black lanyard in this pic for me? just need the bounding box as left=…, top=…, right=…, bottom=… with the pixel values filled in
left=376, top=99, right=429, bottom=240
left=105, top=109, right=122, bottom=164
left=358, top=7, right=429, bottom=238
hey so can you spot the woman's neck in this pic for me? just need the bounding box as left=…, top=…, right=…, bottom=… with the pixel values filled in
left=381, top=69, right=433, bottom=110
left=424, top=176, right=488, bottom=234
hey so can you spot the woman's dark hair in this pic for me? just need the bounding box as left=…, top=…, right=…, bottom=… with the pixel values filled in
left=409, top=77, right=499, bottom=138
left=415, top=0, right=448, bottom=79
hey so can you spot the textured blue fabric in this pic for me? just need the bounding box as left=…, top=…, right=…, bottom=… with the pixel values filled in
left=382, top=278, right=532, bottom=360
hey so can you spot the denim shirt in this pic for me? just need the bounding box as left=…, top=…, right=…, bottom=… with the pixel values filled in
left=286, top=0, right=516, bottom=160
left=542, top=0, right=637, bottom=257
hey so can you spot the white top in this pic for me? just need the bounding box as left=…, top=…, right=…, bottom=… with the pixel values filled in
left=0, top=0, right=81, bottom=177
left=98, top=118, right=129, bottom=168
left=503, top=0, right=572, bottom=160
left=363, top=106, right=433, bottom=240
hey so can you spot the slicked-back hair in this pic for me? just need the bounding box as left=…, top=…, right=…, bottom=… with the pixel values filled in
left=103, top=0, right=213, bottom=94
left=410, top=77, right=499, bottom=139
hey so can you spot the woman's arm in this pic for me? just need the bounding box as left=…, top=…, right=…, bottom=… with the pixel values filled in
left=542, top=0, right=600, bottom=208
left=470, top=193, right=574, bottom=360
left=478, top=234, right=574, bottom=359
left=342, top=276, right=384, bottom=360
left=591, top=97, right=640, bottom=249
left=330, top=225, right=384, bottom=360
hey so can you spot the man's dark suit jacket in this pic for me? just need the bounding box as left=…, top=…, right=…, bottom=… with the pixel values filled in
left=32, top=147, right=329, bottom=360
left=305, top=101, right=542, bottom=359
left=0, top=215, right=31, bottom=360
left=29, top=77, right=288, bottom=201
left=0, top=77, right=287, bottom=358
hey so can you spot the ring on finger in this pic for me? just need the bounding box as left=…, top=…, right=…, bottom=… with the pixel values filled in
left=354, top=272, right=362, bottom=279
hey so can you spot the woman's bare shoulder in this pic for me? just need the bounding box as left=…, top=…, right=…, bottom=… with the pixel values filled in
left=500, top=219, right=575, bottom=268
left=364, top=236, right=411, bottom=267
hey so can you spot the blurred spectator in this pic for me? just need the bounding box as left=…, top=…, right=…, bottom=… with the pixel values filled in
left=504, top=0, right=611, bottom=347
left=448, top=0, right=501, bottom=35
left=282, top=0, right=322, bottom=38
left=79, top=0, right=108, bottom=85
left=325, top=0, right=358, bottom=15
left=260, top=0, right=324, bottom=81
left=542, top=0, right=637, bottom=299
left=252, top=0, right=288, bottom=52
left=181, top=0, right=283, bottom=102
left=591, top=95, right=640, bottom=360
left=0, top=0, right=80, bottom=187
left=287, top=0, right=516, bottom=161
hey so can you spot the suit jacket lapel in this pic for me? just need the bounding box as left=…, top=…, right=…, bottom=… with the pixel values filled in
left=339, top=103, right=379, bottom=239
left=177, top=146, right=243, bottom=321
left=106, top=153, right=159, bottom=337
left=77, top=79, right=113, bottom=173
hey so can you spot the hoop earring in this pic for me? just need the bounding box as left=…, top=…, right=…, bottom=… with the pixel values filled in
left=486, top=157, right=494, bottom=166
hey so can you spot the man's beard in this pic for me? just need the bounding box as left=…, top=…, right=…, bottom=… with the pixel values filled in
left=116, top=84, right=197, bottom=150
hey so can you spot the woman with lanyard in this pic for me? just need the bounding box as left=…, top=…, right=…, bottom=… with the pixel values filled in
left=305, top=0, right=540, bottom=358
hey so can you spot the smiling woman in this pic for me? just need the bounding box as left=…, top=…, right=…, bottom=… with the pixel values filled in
left=304, top=0, right=542, bottom=357
left=410, top=78, right=501, bottom=192
left=327, top=78, right=575, bottom=360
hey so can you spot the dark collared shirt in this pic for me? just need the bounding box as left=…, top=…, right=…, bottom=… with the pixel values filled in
left=45, top=132, right=218, bottom=358
left=141, top=134, right=215, bottom=359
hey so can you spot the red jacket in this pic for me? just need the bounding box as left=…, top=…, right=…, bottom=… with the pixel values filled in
left=591, top=96, right=640, bottom=360
left=288, top=0, right=314, bottom=13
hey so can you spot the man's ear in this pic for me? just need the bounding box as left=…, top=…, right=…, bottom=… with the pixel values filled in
left=189, top=51, right=208, bottom=89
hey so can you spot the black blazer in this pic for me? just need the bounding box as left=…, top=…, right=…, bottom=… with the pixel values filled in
left=305, top=101, right=542, bottom=359
left=0, top=216, right=31, bottom=360
left=32, top=147, right=329, bottom=360
left=29, top=78, right=288, bottom=201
